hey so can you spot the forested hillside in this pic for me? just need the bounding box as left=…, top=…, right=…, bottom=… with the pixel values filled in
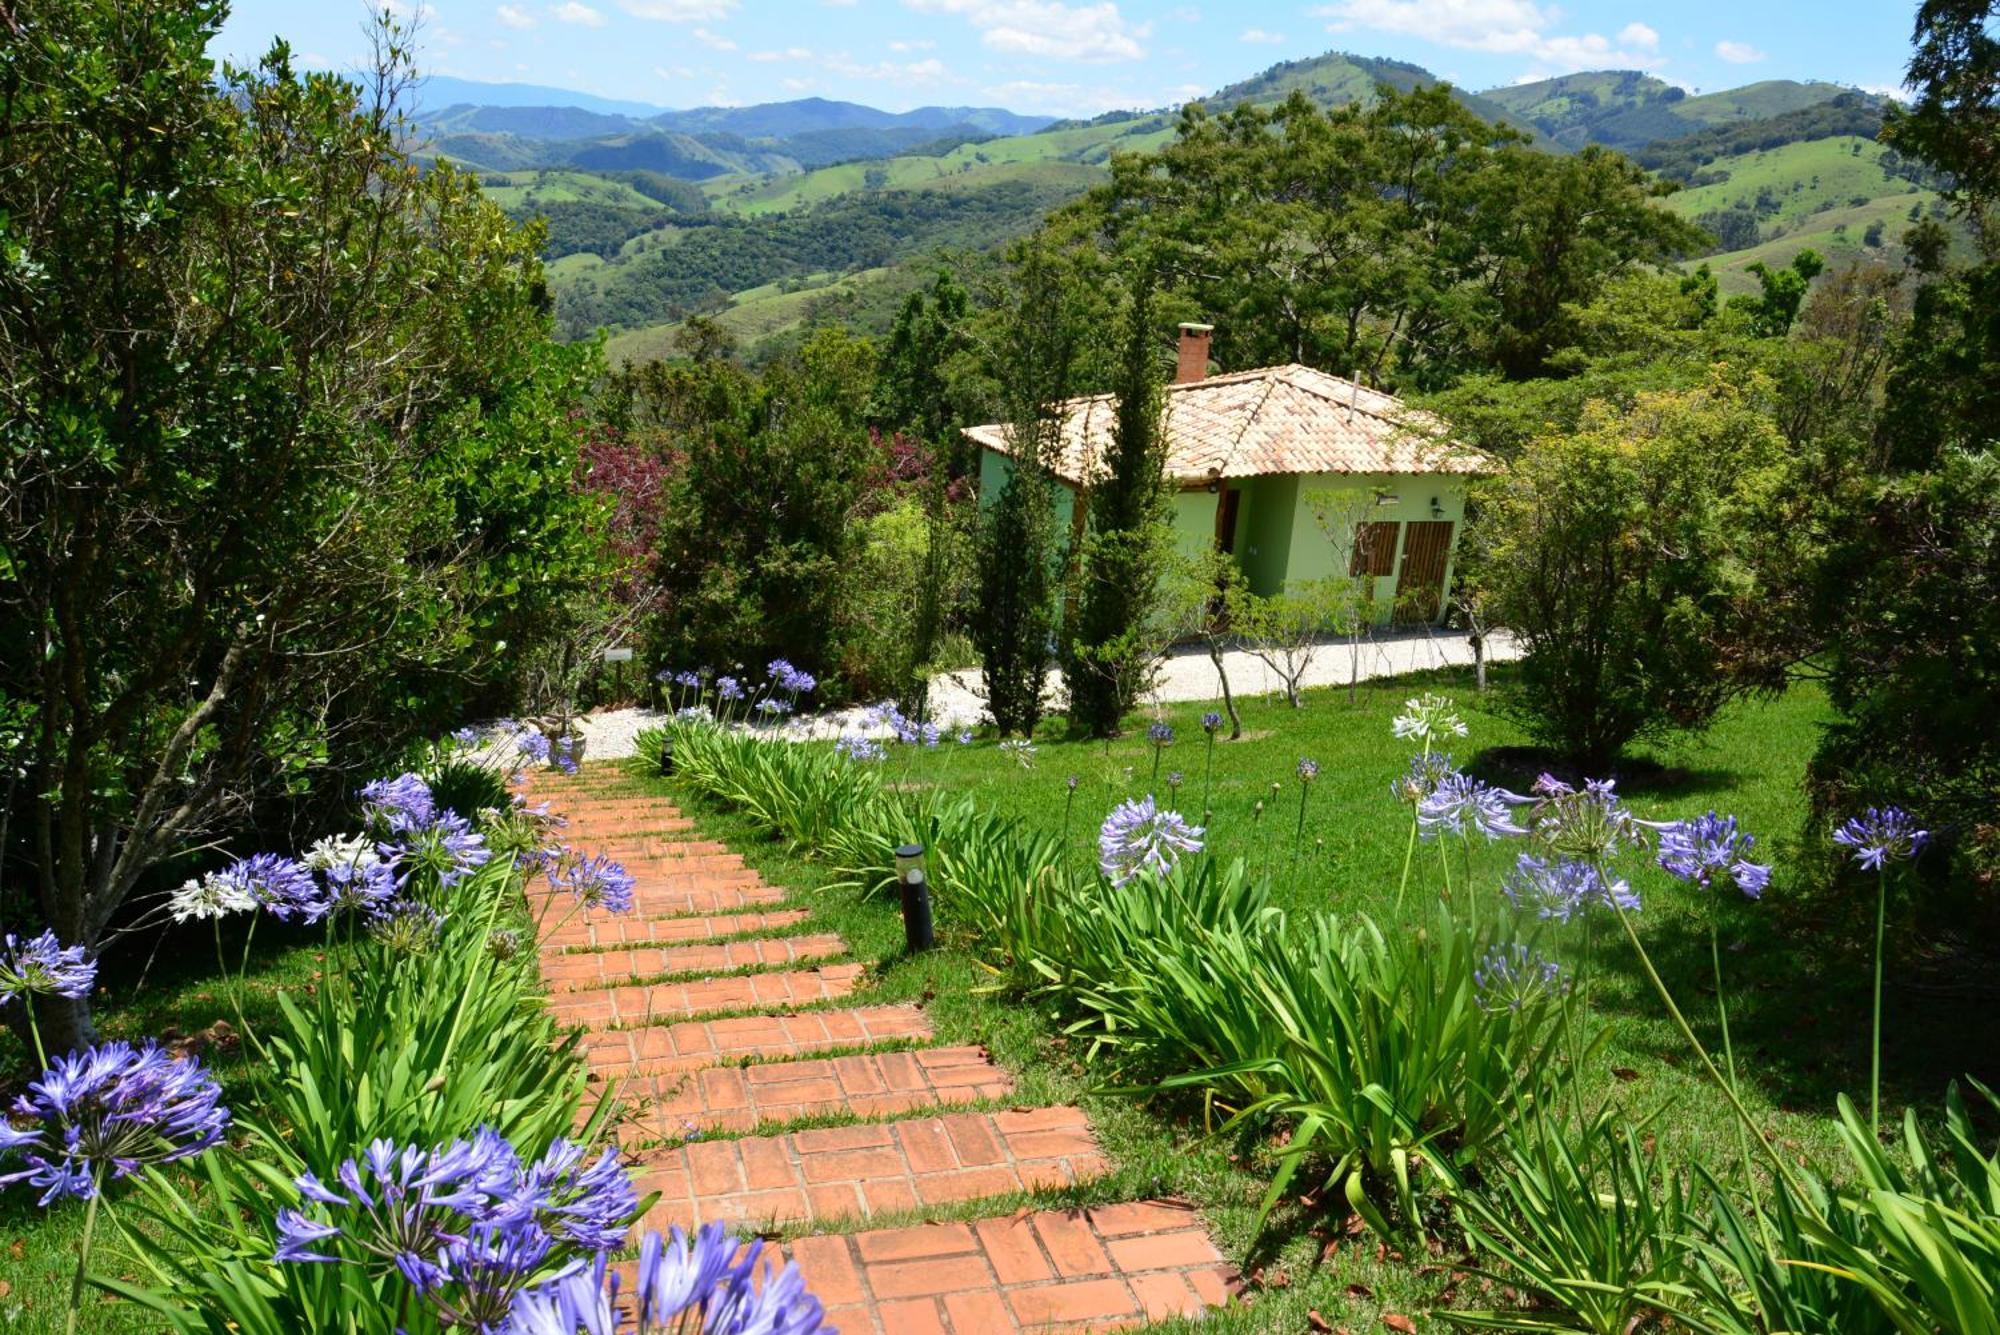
left=468, top=48, right=1915, bottom=360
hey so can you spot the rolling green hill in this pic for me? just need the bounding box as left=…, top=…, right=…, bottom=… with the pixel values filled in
left=1702, top=195, right=1944, bottom=295
left=1657, top=136, right=1932, bottom=252
left=486, top=48, right=1922, bottom=367
left=1482, top=72, right=1863, bottom=150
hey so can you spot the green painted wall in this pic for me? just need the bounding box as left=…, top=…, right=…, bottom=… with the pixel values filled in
left=1169, top=488, right=1219, bottom=561
left=1239, top=475, right=1298, bottom=595
left=977, top=446, right=1076, bottom=535
left=976, top=447, right=1472, bottom=624
left=1282, top=473, right=1470, bottom=623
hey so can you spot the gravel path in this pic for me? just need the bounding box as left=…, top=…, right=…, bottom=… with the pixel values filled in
left=570, top=630, right=1516, bottom=760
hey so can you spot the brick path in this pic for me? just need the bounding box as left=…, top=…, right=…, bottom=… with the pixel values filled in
left=527, top=765, right=1236, bottom=1332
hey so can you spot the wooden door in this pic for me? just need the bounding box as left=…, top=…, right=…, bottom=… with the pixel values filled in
left=1394, top=520, right=1454, bottom=624
left=1214, top=487, right=1242, bottom=554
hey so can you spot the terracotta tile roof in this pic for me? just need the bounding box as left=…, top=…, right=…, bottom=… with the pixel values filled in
left=964, top=363, right=1487, bottom=486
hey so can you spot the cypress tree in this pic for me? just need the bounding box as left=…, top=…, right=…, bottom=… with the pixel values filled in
left=1065, top=273, right=1171, bottom=737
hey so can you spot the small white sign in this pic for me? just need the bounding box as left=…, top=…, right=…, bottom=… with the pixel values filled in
left=601, top=647, right=635, bottom=663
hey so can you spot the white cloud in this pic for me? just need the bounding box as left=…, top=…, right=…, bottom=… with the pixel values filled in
left=1715, top=39, right=1767, bottom=64
left=827, top=54, right=953, bottom=81
left=889, top=38, right=937, bottom=50
left=1618, top=22, right=1658, bottom=51
left=618, top=0, right=737, bottom=19
left=782, top=76, right=816, bottom=90
left=496, top=3, right=535, bottom=27
left=1239, top=27, right=1285, bottom=44
left=550, top=1, right=605, bottom=25
left=691, top=26, right=736, bottom=48
left=748, top=46, right=814, bottom=61
left=908, top=0, right=1149, bottom=63
left=1310, top=0, right=1663, bottom=73
left=985, top=75, right=1195, bottom=114
left=653, top=63, right=695, bottom=78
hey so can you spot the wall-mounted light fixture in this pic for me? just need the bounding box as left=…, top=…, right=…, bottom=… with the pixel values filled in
left=1430, top=496, right=1445, bottom=518
left=1374, top=489, right=1399, bottom=507
left=1206, top=479, right=1220, bottom=494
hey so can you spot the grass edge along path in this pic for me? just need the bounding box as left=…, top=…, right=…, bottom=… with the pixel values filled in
left=526, top=764, right=1246, bottom=1334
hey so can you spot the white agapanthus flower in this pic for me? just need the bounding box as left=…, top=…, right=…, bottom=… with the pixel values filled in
left=168, top=873, right=258, bottom=924
left=1392, top=692, right=1469, bottom=744
left=302, top=832, right=380, bottom=872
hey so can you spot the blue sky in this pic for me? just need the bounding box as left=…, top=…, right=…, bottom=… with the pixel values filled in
left=216, top=1, right=1919, bottom=117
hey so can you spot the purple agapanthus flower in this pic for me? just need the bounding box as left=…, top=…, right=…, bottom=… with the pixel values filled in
left=672, top=670, right=701, bottom=690
left=506, top=1222, right=831, bottom=1335
left=0, top=1041, right=228, bottom=1204
left=548, top=851, right=636, bottom=915
left=214, top=853, right=325, bottom=923
left=1473, top=944, right=1566, bottom=1014
left=451, top=726, right=482, bottom=748
left=1296, top=757, right=1320, bottom=783
left=276, top=1128, right=636, bottom=1329
left=1832, top=806, right=1929, bottom=872
left=0, top=931, right=96, bottom=1007
left=321, top=859, right=399, bottom=918
left=1657, top=811, right=1771, bottom=898
left=956, top=728, right=974, bottom=745
left=359, top=772, right=438, bottom=834
left=1201, top=711, right=1223, bottom=734
left=715, top=676, right=744, bottom=702
left=1098, top=796, right=1205, bottom=887
left=1520, top=776, right=1645, bottom=864
left=835, top=734, right=885, bottom=763
left=550, top=736, right=581, bottom=777
left=1502, top=853, right=1640, bottom=923
left=755, top=699, right=793, bottom=718
left=380, top=810, right=490, bottom=890
left=1148, top=721, right=1175, bottom=747
left=1418, top=772, right=1527, bottom=841
left=918, top=720, right=942, bottom=748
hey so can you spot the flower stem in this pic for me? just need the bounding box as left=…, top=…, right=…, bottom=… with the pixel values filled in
left=1712, top=918, right=1774, bottom=1254
left=1870, top=865, right=1887, bottom=1139
left=65, top=1168, right=103, bottom=1335
left=1290, top=783, right=1309, bottom=897
left=1610, top=901, right=1809, bottom=1200
left=1202, top=734, right=1215, bottom=818
left=24, top=1002, right=47, bottom=1071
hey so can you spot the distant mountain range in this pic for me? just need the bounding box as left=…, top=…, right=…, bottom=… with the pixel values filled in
left=412, top=77, right=1056, bottom=179
left=425, top=51, right=1916, bottom=364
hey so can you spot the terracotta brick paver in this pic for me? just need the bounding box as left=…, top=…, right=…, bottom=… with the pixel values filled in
left=540, top=931, right=851, bottom=991
left=788, top=1200, right=1236, bottom=1333
left=641, top=1044, right=1016, bottom=1133
left=544, top=907, right=812, bottom=951
left=580, top=1002, right=932, bottom=1076
left=528, top=768, right=1236, bottom=1330
left=547, top=963, right=866, bottom=1027
left=633, top=1107, right=1110, bottom=1232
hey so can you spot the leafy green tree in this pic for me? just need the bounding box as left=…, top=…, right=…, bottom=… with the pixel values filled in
left=1729, top=249, right=1827, bottom=337
left=973, top=242, right=1093, bottom=736
left=648, top=329, right=879, bottom=681
left=1473, top=377, right=1787, bottom=771
left=1793, top=0, right=2000, bottom=912
left=1064, top=275, right=1172, bottom=737
left=873, top=270, right=980, bottom=713
left=1060, top=87, right=1700, bottom=387
left=0, top=4, right=612, bottom=1050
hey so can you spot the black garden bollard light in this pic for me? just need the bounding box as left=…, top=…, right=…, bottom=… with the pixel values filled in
left=893, top=843, right=934, bottom=954
left=657, top=735, right=674, bottom=776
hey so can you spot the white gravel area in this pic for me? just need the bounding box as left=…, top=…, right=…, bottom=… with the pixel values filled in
left=569, top=630, right=1516, bottom=760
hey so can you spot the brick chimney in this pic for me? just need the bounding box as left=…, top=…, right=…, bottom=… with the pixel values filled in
left=1175, top=322, right=1213, bottom=385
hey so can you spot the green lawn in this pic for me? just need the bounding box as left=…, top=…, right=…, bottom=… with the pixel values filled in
left=7, top=669, right=1987, bottom=1332
left=637, top=668, right=1991, bottom=1328
left=2, top=918, right=351, bottom=1331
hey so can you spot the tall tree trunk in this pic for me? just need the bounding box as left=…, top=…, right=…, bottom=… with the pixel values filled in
left=1208, top=640, right=1242, bottom=741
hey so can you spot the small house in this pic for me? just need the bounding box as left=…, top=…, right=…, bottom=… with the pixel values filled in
left=966, top=324, right=1489, bottom=625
